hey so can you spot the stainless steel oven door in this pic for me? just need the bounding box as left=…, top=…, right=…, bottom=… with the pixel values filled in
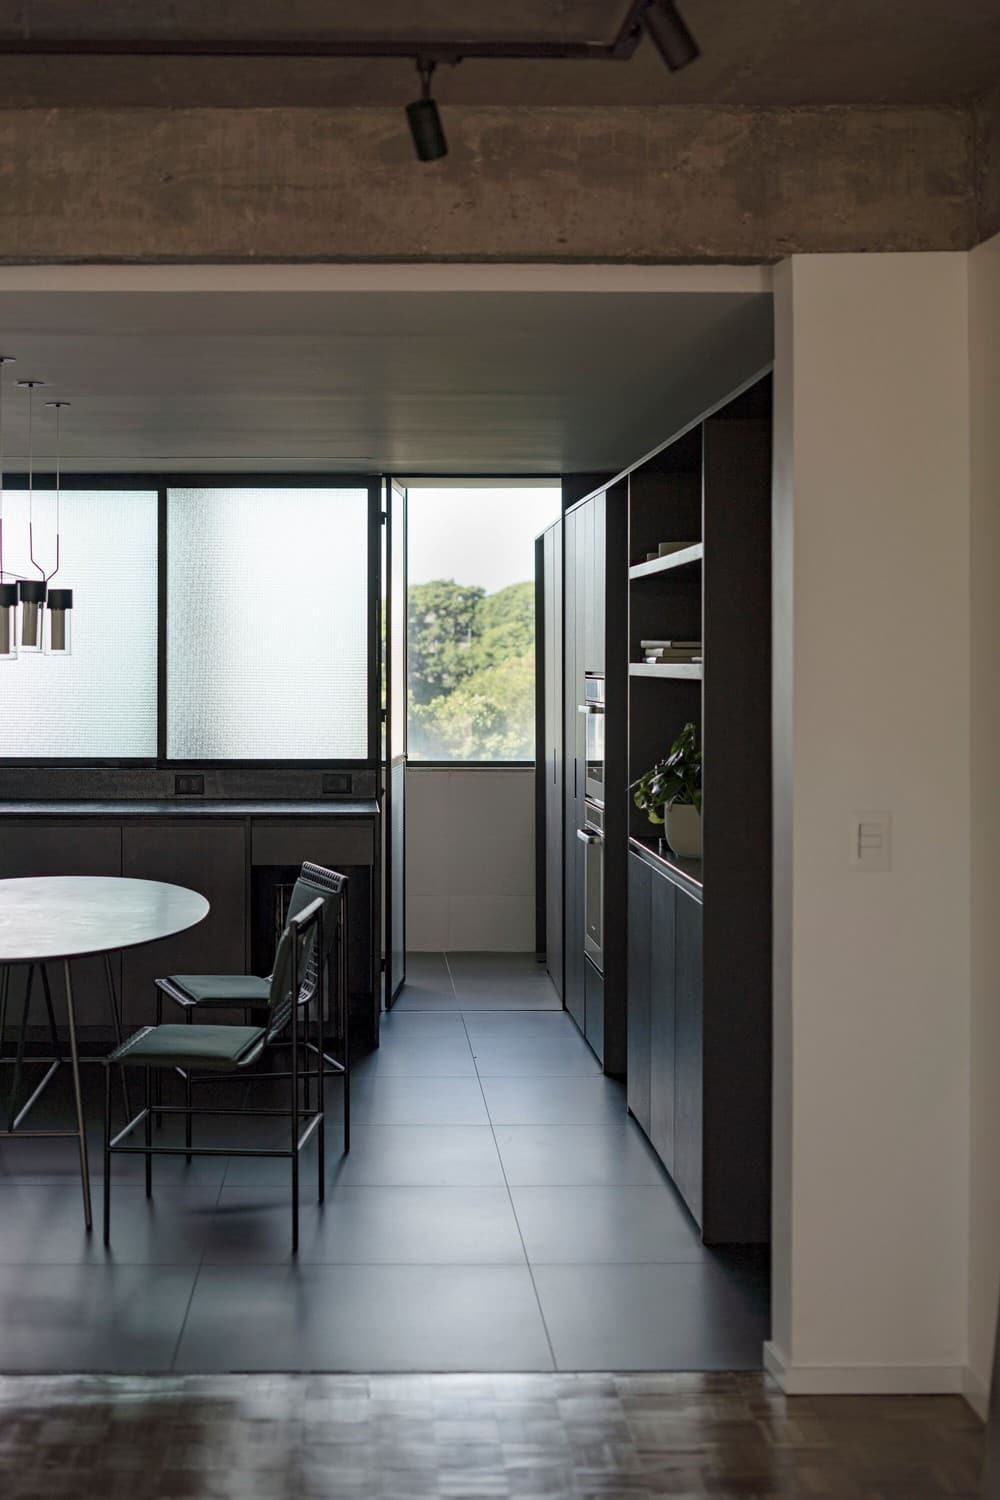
left=577, top=802, right=604, bottom=972
left=579, top=676, right=606, bottom=806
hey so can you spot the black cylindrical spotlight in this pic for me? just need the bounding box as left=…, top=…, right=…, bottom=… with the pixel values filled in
left=407, top=60, right=447, bottom=161
left=644, top=0, right=700, bottom=72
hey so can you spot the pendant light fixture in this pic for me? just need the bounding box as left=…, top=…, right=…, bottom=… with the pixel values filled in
left=0, top=354, right=17, bottom=660
left=15, top=379, right=47, bottom=651
left=44, top=400, right=72, bottom=655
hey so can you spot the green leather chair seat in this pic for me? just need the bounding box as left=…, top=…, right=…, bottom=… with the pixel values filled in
left=164, top=974, right=271, bottom=1007
left=111, top=1022, right=266, bottom=1072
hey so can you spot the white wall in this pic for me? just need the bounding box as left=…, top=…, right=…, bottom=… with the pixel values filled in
left=770, top=253, right=973, bottom=1394
left=968, top=229, right=1000, bottom=1410
left=405, top=766, right=536, bottom=951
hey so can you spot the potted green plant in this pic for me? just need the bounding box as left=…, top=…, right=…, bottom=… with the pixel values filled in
left=631, top=721, right=703, bottom=858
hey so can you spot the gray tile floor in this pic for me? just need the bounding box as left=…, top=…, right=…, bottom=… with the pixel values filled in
left=0, top=953, right=768, bottom=1374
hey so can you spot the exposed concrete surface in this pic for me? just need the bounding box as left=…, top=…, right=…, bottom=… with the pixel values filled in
left=0, top=105, right=975, bottom=262
left=975, top=83, right=1000, bottom=243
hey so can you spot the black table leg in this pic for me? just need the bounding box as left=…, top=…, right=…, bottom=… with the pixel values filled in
left=103, top=954, right=130, bottom=1120
left=63, top=959, right=93, bottom=1232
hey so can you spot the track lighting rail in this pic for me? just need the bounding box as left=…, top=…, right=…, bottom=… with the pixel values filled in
left=0, top=2, right=656, bottom=62
left=0, top=4, right=701, bottom=164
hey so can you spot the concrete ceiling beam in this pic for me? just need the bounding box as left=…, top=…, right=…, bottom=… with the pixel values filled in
left=0, top=103, right=976, bottom=264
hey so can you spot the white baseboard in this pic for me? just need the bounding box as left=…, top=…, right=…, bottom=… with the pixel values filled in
left=963, top=1365, right=990, bottom=1420
left=763, top=1341, right=967, bottom=1397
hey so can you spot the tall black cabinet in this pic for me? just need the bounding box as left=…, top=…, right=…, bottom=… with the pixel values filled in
left=626, top=376, right=772, bottom=1244
left=538, top=376, right=772, bottom=1243
left=561, top=486, right=627, bottom=1075
left=537, top=522, right=564, bottom=1000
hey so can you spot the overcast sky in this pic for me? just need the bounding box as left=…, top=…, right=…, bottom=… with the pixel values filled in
left=407, top=485, right=561, bottom=594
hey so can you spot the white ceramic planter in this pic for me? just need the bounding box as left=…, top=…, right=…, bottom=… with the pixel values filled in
left=663, top=803, right=702, bottom=859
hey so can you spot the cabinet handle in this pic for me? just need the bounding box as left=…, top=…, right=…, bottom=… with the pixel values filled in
left=577, top=829, right=601, bottom=845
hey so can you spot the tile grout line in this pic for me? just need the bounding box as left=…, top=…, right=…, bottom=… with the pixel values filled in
left=458, top=1006, right=561, bottom=1374
left=170, top=1075, right=253, bottom=1371
left=168, top=1260, right=201, bottom=1372
left=442, top=951, right=458, bottom=1000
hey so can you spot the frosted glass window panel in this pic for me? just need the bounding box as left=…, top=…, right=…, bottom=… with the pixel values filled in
left=167, top=488, right=369, bottom=760
left=0, top=489, right=158, bottom=758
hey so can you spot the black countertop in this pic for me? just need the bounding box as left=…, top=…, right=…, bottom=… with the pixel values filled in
left=0, top=800, right=379, bottom=819
left=629, top=835, right=703, bottom=896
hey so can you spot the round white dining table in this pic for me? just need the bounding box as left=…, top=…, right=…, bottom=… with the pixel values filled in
left=0, top=876, right=209, bottom=1230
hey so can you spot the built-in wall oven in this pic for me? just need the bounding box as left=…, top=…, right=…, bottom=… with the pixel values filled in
left=577, top=800, right=604, bottom=972
left=579, top=674, right=605, bottom=806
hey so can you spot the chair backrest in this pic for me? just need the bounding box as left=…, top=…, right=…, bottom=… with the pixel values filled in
left=265, top=894, right=325, bottom=1044
left=265, top=864, right=347, bottom=1038
left=285, top=861, right=347, bottom=994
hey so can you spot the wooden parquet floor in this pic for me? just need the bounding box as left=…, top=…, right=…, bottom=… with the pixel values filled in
left=0, top=1371, right=985, bottom=1499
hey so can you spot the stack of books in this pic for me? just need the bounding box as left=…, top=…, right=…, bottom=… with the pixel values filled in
left=644, top=541, right=697, bottom=562
left=640, top=638, right=703, bottom=664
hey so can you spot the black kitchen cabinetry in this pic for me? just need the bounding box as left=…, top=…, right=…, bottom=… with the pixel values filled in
left=626, top=854, right=652, bottom=1135
left=672, top=878, right=703, bottom=1227
left=649, top=865, right=678, bottom=1177
left=563, top=505, right=586, bottom=1036
left=623, top=376, right=772, bottom=1245
left=538, top=521, right=564, bottom=1000
left=121, top=821, right=247, bottom=1029
left=628, top=839, right=768, bottom=1244
left=543, top=376, right=772, bottom=1220
left=627, top=847, right=703, bottom=1229
left=562, top=486, right=627, bottom=1075
left=0, top=802, right=380, bottom=1048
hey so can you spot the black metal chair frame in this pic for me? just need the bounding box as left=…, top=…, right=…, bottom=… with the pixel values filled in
left=103, top=895, right=332, bottom=1253
left=150, top=868, right=351, bottom=1158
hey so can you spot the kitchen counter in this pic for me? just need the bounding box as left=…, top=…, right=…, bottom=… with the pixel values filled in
left=0, top=796, right=382, bottom=1045
left=0, top=800, right=379, bottom=818
left=628, top=834, right=703, bottom=899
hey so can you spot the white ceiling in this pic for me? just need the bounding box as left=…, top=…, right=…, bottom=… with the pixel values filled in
left=0, top=279, right=772, bottom=476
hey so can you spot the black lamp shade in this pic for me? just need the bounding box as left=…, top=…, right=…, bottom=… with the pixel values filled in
left=407, top=98, right=448, bottom=161
left=17, top=576, right=46, bottom=651
left=47, top=588, right=73, bottom=610
left=0, top=582, right=16, bottom=608
left=645, top=1, right=700, bottom=71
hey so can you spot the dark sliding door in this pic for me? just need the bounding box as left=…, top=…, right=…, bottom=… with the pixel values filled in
left=383, top=479, right=407, bottom=1006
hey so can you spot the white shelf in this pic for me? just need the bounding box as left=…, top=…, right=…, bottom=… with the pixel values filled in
left=629, top=543, right=703, bottom=581
left=629, top=662, right=703, bottom=680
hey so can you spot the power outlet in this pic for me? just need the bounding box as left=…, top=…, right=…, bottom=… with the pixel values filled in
left=322, top=773, right=352, bottom=795
left=174, top=773, right=205, bottom=796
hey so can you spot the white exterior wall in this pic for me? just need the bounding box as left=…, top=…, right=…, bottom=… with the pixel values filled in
left=405, top=766, right=536, bottom=951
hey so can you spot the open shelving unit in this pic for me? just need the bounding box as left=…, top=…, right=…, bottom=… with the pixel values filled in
left=626, top=423, right=705, bottom=844
left=622, top=373, right=774, bottom=1244
left=628, top=662, right=702, bottom=680
left=627, top=542, right=703, bottom=582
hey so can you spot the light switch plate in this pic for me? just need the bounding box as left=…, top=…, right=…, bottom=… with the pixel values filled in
left=850, top=811, right=891, bottom=872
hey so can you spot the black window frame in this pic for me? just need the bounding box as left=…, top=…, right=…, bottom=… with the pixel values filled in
left=0, top=471, right=383, bottom=770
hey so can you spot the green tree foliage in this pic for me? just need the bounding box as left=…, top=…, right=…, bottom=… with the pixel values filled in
left=408, top=578, right=535, bottom=759
left=407, top=580, right=486, bottom=706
